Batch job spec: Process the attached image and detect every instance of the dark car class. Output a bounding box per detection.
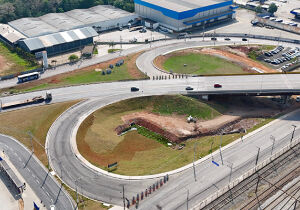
[214,84,222,88]
[185,86,193,91]
[242,38,248,41]
[224,37,231,41]
[211,37,217,41]
[131,87,139,92]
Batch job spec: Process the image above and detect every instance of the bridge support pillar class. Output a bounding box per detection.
[201,95,209,101]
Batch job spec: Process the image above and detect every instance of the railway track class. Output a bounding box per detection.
[200,141,300,210]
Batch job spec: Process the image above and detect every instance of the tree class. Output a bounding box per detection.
[255,5,263,13]
[268,3,278,14]
[68,54,79,62]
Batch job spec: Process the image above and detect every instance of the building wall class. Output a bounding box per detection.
[19,37,94,56]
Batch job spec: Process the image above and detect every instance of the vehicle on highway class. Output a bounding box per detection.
[1,92,52,110]
[129,38,137,43]
[131,87,139,92]
[118,26,123,31]
[242,38,248,41]
[50,205,56,210]
[185,86,193,91]
[214,84,222,88]
[17,72,40,83]
[224,37,231,41]
[211,37,217,41]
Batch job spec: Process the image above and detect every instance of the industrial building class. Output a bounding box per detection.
[134,0,236,31]
[18,27,98,56]
[0,5,138,57]
[8,5,138,38]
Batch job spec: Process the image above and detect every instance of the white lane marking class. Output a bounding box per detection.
[26,168,30,173]
[45,191,50,197]
[281,74,293,89]
[36,179,40,184]
[18,157,22,161]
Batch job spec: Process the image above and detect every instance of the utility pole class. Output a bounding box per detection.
[219,131,224,165]
[291,125,297,143]
[27,131,34,153]
[210,140,214,161]
[186,189,189,210]
[255,147,260,166]
[122,185,125,210]
[193,143,197,181]
[75,178,80,209]
[270,135,275,156]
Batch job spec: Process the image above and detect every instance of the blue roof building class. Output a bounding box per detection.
[134,0,236,31]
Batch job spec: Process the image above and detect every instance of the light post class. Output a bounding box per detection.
[193,143,197,181]
[210,140,214,161]
[27,131,34,153]
[219,131,224,165]
[291,125,297,143]
[75,177,82,209]
[255,147,260,167]
[270,135,275,156]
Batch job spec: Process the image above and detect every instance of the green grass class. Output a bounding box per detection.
[63,64,132,84]
[108,49,120,53]
[132,124,171,146]
[0,43,39,76]
[152,95,224,119]
[163,53,244,75]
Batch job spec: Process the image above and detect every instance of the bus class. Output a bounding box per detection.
[17,72,40,83]
[129,26,143,32]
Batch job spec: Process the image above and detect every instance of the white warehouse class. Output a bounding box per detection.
[8,5,139,38]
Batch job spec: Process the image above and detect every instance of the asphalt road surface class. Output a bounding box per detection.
[1,38,300,210]
[0,36,299,89]
[0,134,75,210]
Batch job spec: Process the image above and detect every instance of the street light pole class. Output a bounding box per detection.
[219,132,224,165]
[27,131,34,153]
[193,143,197,181]
[255,147,260,166]
[270,135,275,156]
[291,125,297,143]
[122,185,125,210]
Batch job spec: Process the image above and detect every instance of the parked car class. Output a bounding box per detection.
[185,86,193,91]
[242,38,247,41]
[139,28,147,33]
[211,37,217,41]
[131,87,139,92]
[224,37,231,41]
[214,84,222,88]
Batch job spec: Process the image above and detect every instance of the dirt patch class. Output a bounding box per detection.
[119,106,279,143]
[154,46,276,74]
[0,54,12,75]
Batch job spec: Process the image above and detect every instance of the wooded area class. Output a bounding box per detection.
[0,0,134,23]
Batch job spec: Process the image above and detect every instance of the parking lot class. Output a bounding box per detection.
[259,45,300,71]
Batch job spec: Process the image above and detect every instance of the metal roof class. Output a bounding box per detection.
[8,5,137,38]
[0,24,26,43]
[140,0,228,12]
[20,27,97,51]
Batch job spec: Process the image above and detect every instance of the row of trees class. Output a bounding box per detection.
[255,3,278,15]
[0,0,134,23]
